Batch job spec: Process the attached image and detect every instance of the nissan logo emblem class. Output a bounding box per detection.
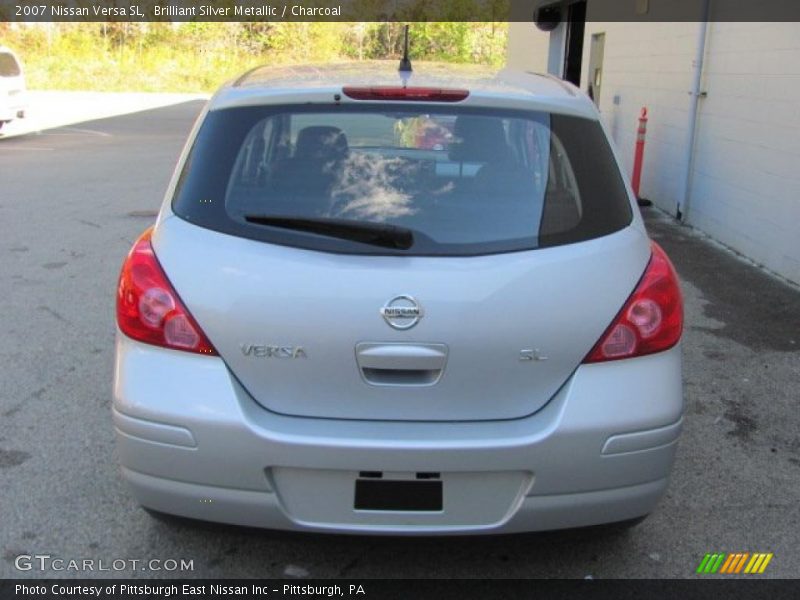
[380,295,423,330]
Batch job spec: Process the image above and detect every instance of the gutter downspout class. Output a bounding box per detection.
[547,22,567,77]
[677,3,711,222]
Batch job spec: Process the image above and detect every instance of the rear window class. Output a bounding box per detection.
[172,105,632,256]
[0,52,21,77]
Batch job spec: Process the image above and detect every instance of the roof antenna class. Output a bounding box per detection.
[398,25,412,86]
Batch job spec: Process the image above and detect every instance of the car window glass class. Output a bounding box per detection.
[174,105,631,256]
[0,53,21,77]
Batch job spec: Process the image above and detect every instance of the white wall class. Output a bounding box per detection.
[579,21,698,217]
[578,21,800,285]
[688,22,800,284]
[507,15,800,284]
[506,21,550,73]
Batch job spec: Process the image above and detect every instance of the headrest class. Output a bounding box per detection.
[294,126,349,161]
[449,116,510,163]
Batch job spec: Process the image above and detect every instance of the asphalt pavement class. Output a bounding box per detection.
[1,100,798,579]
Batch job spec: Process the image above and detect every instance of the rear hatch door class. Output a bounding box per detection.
[154,216,649,421]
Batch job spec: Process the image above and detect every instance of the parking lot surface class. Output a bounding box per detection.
[1,101,798,579]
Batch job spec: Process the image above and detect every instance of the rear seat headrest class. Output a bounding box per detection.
[294,126,349,161]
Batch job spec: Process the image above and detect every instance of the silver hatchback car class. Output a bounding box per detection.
[113,63,683,534]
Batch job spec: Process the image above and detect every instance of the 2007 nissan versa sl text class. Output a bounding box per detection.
[113,58,683,534]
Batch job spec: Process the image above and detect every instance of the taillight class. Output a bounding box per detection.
[584,242,683,363]
[342,86,469,102]
[116,227,217,356]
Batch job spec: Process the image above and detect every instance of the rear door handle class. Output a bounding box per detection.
[355,342,448,386]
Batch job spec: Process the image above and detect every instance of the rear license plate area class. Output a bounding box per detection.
[354,479,443,512]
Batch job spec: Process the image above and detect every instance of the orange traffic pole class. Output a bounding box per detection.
[631,107,648,203]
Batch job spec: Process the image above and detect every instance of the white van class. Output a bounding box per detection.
[0,46,26,130]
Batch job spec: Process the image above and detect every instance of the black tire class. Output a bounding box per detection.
[593,514,649,534]
[142,506,186,526]
[141,506,241,533]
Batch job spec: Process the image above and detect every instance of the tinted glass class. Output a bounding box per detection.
[0,53,21,77]
[173,105,632,256]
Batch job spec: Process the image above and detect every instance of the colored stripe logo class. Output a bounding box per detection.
[696,553,773,574]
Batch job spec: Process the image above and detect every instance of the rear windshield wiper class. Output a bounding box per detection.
[243,215,414,250]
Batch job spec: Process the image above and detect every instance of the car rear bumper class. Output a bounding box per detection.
[113,333,683,534]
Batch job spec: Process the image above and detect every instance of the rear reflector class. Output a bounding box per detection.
[583,241,683,363]
[116,227,217,356]
[342,86,469,102]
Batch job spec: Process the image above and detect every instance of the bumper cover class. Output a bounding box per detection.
[113,334,683,534]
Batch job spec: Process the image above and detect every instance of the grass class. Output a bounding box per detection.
[6,30,274,92]
[2,23,507,93]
